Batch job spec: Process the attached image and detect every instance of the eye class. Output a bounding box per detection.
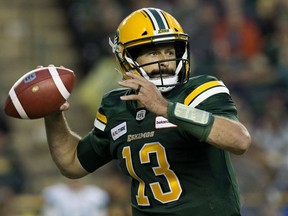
[148,50,158,56]
[167,49,176,56]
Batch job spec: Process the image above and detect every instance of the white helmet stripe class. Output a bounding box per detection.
[143,8,169,30]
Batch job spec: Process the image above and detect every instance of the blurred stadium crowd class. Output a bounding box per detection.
[1,0,288,215]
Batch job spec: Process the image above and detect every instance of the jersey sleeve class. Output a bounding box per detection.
[77,106,113,173]
[197,91,238,120]
[184,75,238,121]
[77,127,112,173]
[77,88,130,172]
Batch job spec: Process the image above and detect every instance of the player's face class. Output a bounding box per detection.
[135,44,177,79]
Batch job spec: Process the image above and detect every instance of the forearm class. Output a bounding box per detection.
[206,116,251,155]
[44,112,88,178]
[167,102,251,155]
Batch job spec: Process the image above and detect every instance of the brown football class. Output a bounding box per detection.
[4,66,76,119]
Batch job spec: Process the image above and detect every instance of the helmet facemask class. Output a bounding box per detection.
[120,40,190,92]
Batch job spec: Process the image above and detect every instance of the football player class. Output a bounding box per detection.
[44,8,251,216]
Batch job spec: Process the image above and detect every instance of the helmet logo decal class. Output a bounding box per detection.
[114,30,120,44]
[158,29,169,34]
[109,30,120,53]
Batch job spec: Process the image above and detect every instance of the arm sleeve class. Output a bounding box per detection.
[167,102,215,142]
[77,127,112,172]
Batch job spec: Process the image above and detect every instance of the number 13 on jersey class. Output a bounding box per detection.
[122,142,182,206]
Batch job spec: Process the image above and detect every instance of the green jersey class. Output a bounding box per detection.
[77,75,241,216]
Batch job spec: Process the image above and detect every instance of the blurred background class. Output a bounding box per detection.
[0,0,288,215]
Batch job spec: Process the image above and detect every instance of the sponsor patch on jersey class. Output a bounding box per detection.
[111,122,127,141]
[155,116,177,129]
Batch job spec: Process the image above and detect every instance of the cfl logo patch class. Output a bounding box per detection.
[136,109,146,121]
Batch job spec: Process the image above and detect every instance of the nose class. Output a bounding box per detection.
[159,53,169,68]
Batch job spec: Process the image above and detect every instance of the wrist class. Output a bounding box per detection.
[167,102,214,141]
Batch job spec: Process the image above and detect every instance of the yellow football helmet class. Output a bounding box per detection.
[109,7,190,92]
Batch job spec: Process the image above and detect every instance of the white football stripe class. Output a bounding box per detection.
[9,88,29,119]
[48,67,70,100]
[189,86,230,108]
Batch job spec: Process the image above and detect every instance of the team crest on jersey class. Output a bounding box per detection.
[155,116,177,129]
[136,109,146,121]
[111,122,127,141]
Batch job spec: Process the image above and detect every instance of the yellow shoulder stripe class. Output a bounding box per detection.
[184,80,224,105]
[96,111,107,124]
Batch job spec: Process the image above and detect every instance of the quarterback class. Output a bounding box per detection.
[44,8,251,216]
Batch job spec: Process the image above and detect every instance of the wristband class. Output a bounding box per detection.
[167,102,214,142]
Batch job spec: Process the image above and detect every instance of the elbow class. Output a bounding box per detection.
[233,130,252,155]
[56,161,88,179]
[60,170,82,179]
[59,169,87,179]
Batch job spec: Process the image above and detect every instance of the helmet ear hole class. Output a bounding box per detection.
[116,53,133,74]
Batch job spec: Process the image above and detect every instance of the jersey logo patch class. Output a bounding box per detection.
[155,116,177,129]
[111,122,127,141]
[136,109,146,121]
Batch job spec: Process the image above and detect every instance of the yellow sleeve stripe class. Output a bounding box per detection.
[189,86,230,108]
[184,80,226,106]
[96,111,107,124]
